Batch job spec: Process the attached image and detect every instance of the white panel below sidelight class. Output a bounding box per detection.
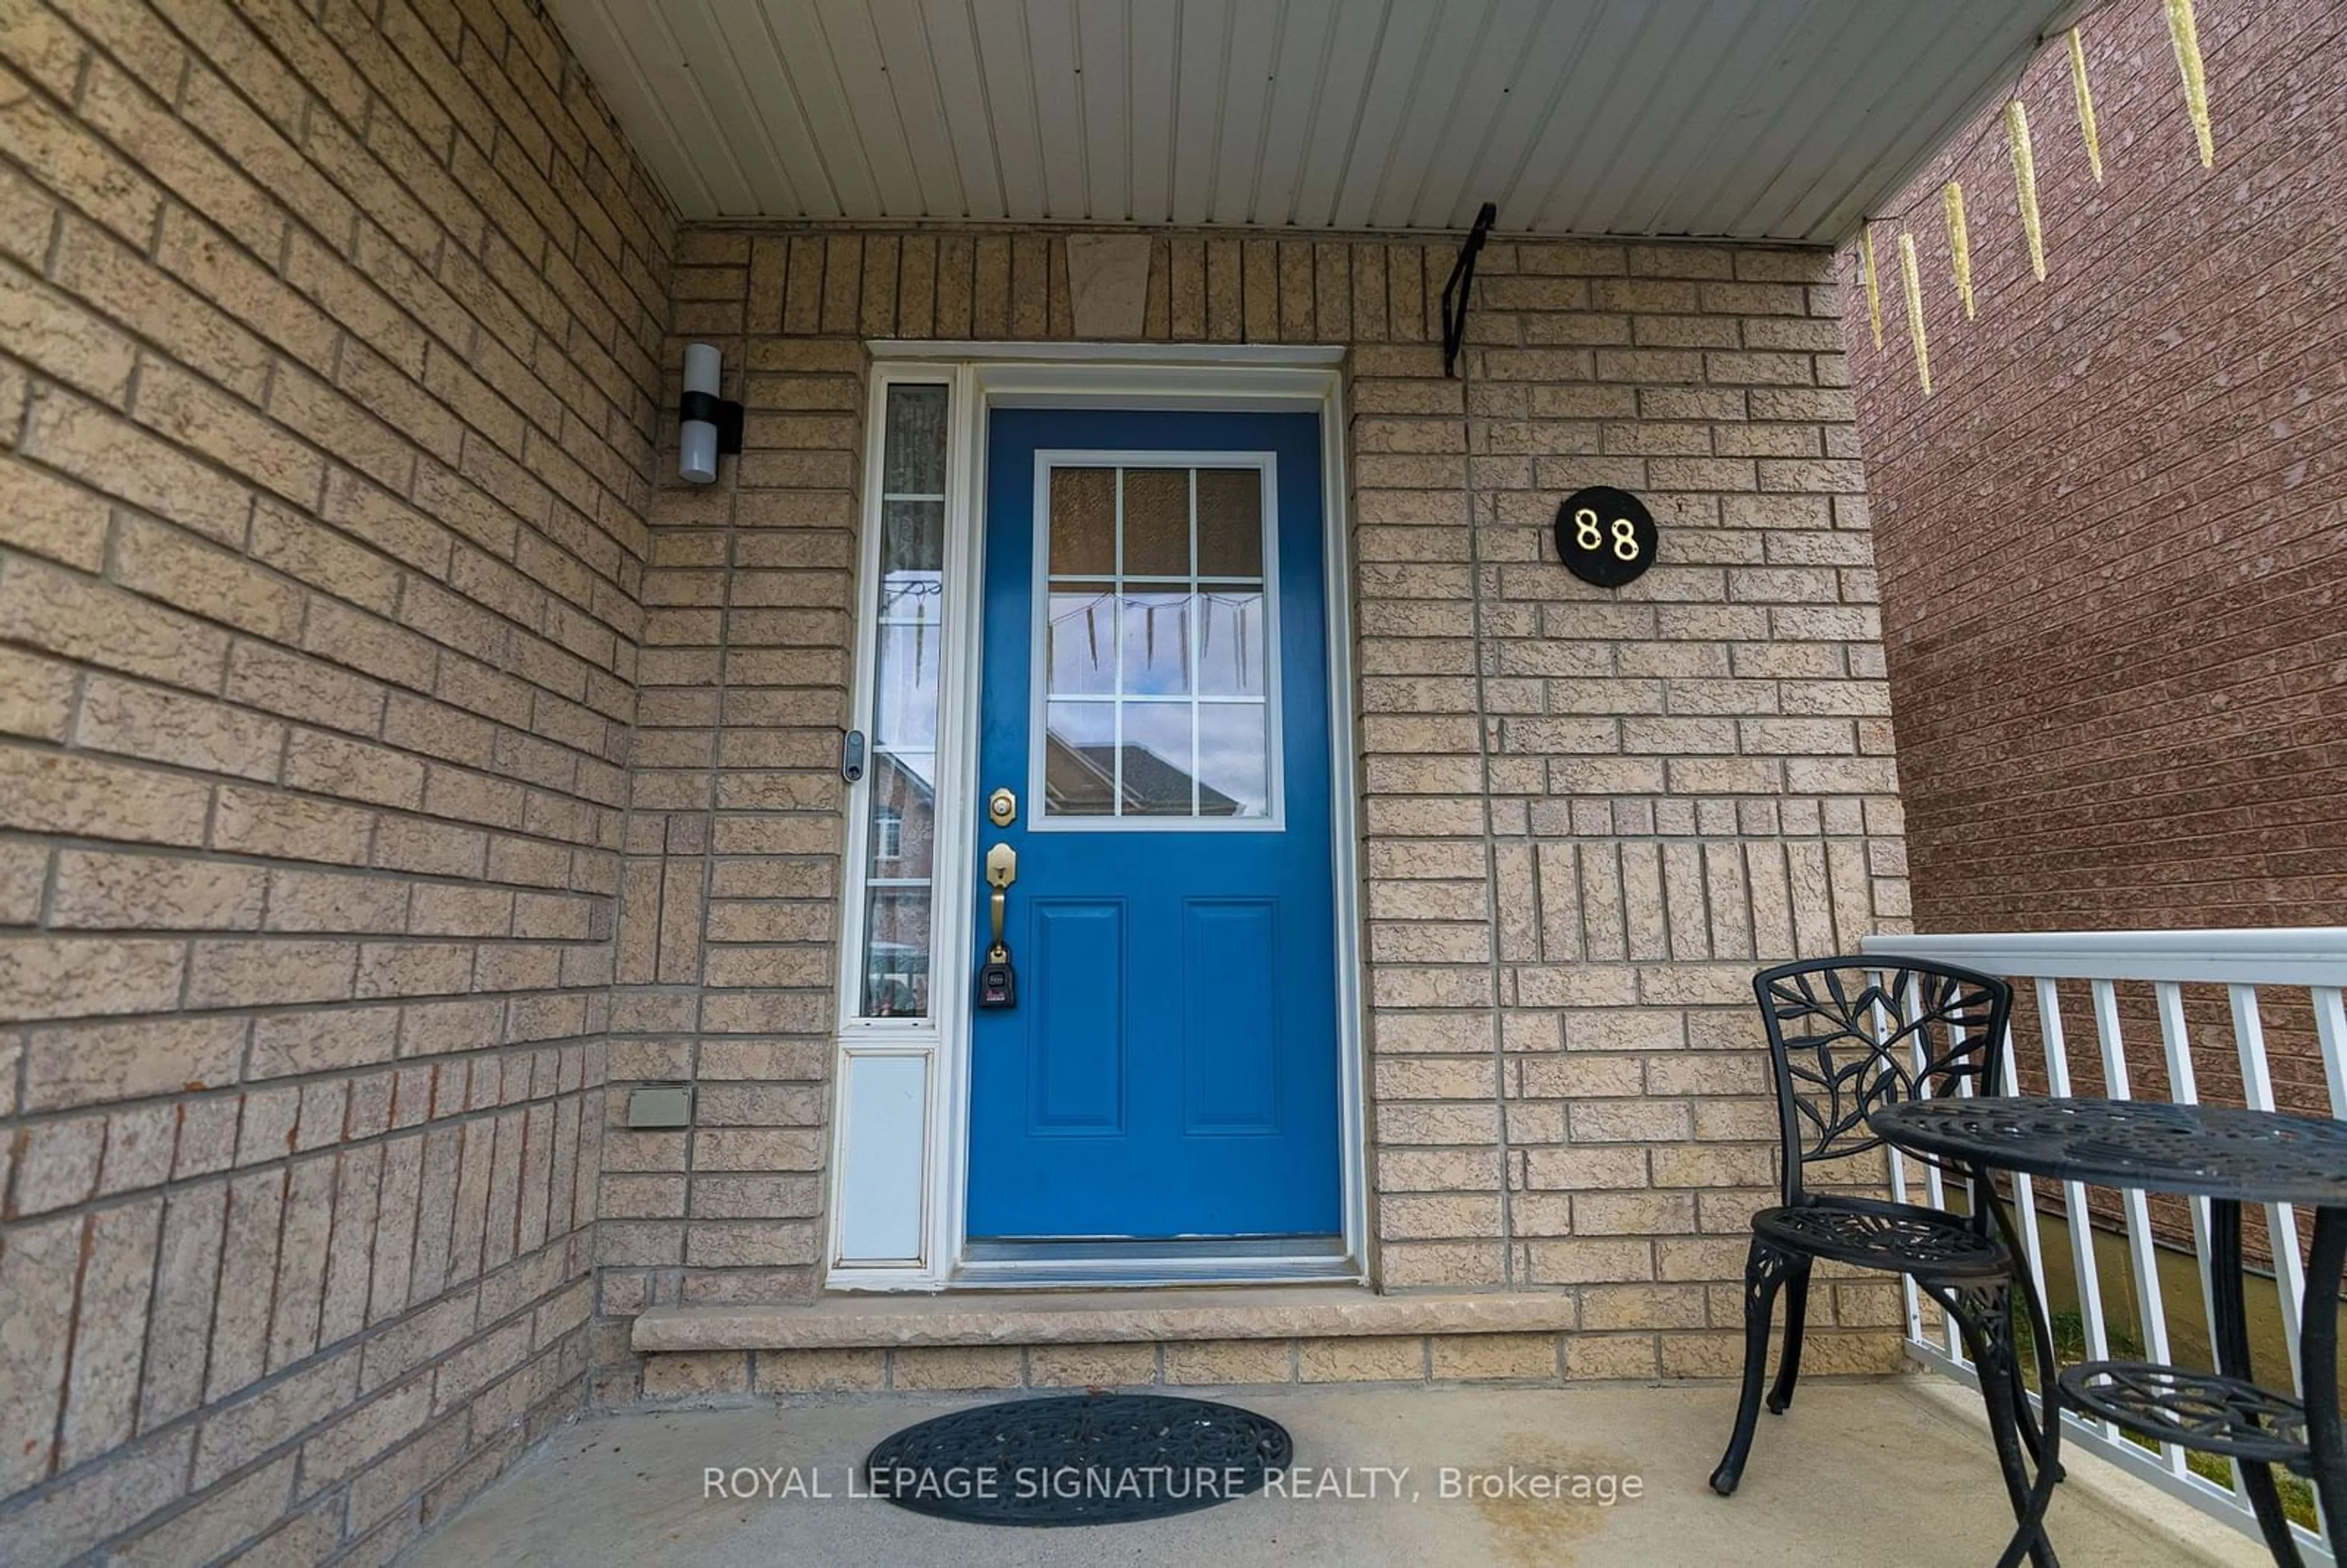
[836,1051,929,1266]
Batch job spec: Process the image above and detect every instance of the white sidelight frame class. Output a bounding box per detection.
[825,345,1366,1291]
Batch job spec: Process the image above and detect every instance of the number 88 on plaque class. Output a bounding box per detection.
[1553,486,1658,589]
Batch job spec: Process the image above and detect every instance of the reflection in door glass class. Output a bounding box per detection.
[858,384,949,1016]
[1118,702,1195,816]
[1195,590,1263,696]
[1039,463,1274,822]
[1120,592,1191,695]
[1196,703,1268,818]
[1045,585,1117,695]
[1041,702,1117,816]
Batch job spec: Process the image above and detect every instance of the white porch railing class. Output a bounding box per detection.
[1859,928,2347,1565]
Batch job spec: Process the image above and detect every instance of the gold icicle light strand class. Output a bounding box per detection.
[1861,225,1884,348]
[2167,0,2216,167]
[1944,182,1974,320]
[2068,28,2104,182]
[1898,232,1930,395]
[2007,100,2047,282]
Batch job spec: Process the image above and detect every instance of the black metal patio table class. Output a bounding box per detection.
[1870,1096,2347,1568]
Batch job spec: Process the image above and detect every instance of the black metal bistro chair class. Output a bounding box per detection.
[1708,957,2062,1562]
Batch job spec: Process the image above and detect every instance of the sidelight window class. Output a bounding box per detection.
[856,383,949,1017]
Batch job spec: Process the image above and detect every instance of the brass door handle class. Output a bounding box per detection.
[985,843,1016,962]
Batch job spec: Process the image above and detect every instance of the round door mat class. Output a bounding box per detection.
[862,1392,1292,1526]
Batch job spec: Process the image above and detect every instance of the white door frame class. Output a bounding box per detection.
[824,343,1367,1291]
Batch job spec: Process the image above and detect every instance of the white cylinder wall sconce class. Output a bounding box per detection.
[678,342,742,483]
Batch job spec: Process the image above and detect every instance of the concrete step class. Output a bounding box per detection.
[631,1286,1582,1354]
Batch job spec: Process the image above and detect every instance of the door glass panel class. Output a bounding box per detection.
[1045,584,1116,695]
[1120,702,1196,816]
[1194,589,1264,697]
[1048,468,1114,576]
[1196,704,1269,819]
[856,383,951,1017]
[1120,592,1190,695]
[1043,701,1117,816]
[1120,467,1189,576]
[1038,460,1276,824]
[1195,467,1263,576]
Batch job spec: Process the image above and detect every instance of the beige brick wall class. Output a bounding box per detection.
[0,1,670,1563]
[595,227,1912,1396]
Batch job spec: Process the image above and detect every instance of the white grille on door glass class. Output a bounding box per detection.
[1040,463,1274,824]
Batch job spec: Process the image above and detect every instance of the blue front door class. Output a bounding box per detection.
[966,408,1342,1241]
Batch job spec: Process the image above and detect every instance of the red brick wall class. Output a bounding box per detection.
[1848,0,2347,1182]
[1848,0,2347,944]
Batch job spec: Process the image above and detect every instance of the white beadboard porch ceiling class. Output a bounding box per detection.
[548,0,2085,244]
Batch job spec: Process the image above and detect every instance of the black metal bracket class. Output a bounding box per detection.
[680,389,743,456]
[1441,202,1497,378]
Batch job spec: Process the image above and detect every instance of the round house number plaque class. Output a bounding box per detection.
[1554,486,1657,588]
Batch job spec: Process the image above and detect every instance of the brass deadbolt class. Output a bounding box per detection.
[988,787,1017,827]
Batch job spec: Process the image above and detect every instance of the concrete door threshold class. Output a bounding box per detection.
[631,1285,1581,1354]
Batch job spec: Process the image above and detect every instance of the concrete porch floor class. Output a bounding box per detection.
[402,1377,2264,1567]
